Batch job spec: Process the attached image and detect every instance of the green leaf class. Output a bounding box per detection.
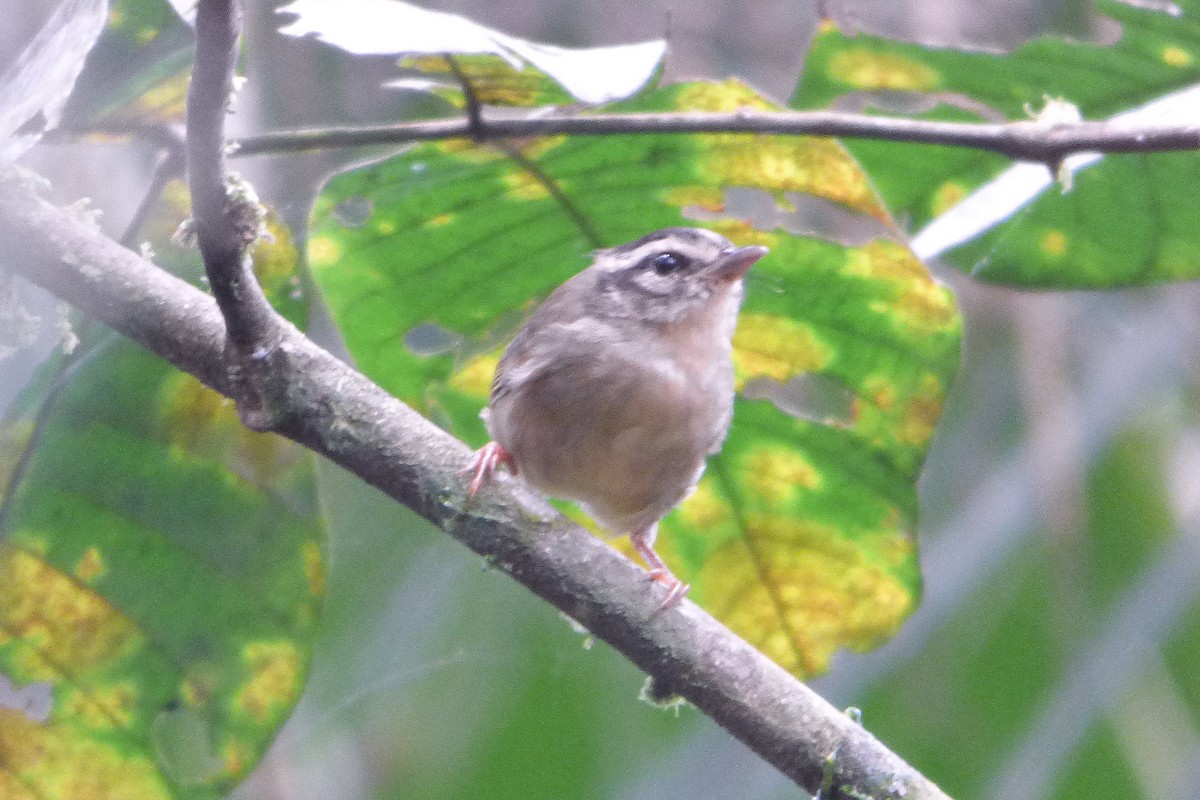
[791,0,1200,288]
[391,54,592,109]
[60,0,195,129]
[0,339,324,799]
[0,202,319,799]
[308,79,961,677]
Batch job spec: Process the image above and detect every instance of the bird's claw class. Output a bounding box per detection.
[460,441,516,499]
[646,567,690,612]
[652,576,691,613]
[632,528,690,612]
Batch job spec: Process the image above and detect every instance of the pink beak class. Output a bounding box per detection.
[714,245,768,281]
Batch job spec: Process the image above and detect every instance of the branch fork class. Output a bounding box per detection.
[186,0,285,430]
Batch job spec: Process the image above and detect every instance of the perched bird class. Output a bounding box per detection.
[465,227,768,608]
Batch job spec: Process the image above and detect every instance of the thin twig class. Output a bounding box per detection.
[440,56,605,247]
[228,109,1200,165]
[0,170,954,800]
[496,141,606,248]
[443,54,484,140]
[120,128,185,249]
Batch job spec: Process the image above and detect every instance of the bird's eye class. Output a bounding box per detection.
[651,251,688,275]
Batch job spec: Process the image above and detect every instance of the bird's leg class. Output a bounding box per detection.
[630,523,690,610]
[461,441,517,499]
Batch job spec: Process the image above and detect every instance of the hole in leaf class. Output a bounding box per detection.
[332,196,373,228]
[404,322,463,357]
[0,674,52,723]
[463,308,530,358]
[688,187,894,248]
[14,110,48,137]
[743,374,856,427]
[774,191,894,247]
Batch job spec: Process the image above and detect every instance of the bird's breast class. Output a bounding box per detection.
[490,316,737,532]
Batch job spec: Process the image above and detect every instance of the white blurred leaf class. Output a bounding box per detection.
[0,0,109,162]
[276,0,665,105]
[166,0,197,26]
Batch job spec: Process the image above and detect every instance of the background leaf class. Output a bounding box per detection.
[0,196,319,800]
[307,79,961,677]
[277,0,665,105]
[59,0,195,130]
[0,0,109,160]
[388,54,592,109]
[791,0,1200,287]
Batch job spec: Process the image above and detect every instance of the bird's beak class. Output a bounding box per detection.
[713,245,769,281]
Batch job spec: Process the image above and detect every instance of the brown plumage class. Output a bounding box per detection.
[465,227,767,608]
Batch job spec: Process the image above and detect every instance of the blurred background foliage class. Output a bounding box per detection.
[2,1,1200,800]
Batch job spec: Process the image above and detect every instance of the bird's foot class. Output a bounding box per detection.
[460,441,516,499]
[632,529,690,612]
[648,570,691,612]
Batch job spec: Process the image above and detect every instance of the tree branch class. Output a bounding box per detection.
[0,170,952,800]
[187,0,284,429]
[188,0,266,349]
[228,108,1200,164]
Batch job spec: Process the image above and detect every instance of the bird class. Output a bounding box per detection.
[464,227,768,608]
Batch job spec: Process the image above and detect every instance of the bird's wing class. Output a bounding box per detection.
[489,272,600,404]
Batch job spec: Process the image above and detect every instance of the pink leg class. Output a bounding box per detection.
[461,441,517,499]
[630,524,690,611]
